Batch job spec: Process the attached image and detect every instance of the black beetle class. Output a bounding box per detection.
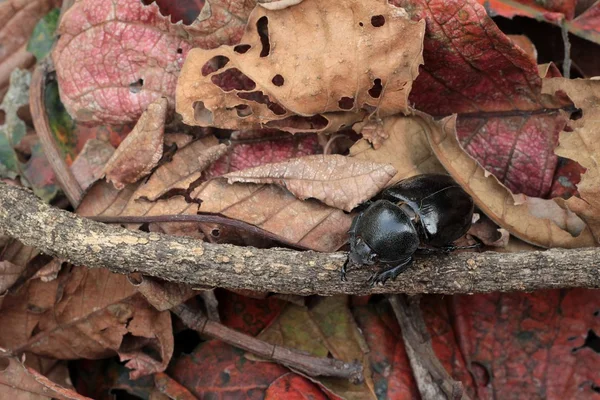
[342,173,475,285]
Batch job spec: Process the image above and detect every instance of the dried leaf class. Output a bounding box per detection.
[543,78,600,241]
[350,115,446,185]
[0,267,173,379]
[224,154,397,211]
[0,260,23,294]
[103,98,167,189]
[257,296,376,399]
[421,112,596,248]
[0,357,90,400]
[70,139,115,191]
[177,0,425,133]
[507,34,537,60]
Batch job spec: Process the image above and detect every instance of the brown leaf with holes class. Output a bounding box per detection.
[350,115,446,185]
[0,357,91,400]
[103,98,167,189]
[223,154,396,211]
[177,0,425,133]
[421,113,596,248]
[0,267,173,379]
[543,78,600,242]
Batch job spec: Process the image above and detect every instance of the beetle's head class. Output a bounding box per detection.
[348,235,378,266]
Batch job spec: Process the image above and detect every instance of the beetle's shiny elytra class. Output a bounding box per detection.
[342,174,475,285]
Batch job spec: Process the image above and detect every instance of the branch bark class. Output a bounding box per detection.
[0,183,599,295]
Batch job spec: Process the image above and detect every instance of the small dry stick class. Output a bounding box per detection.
[388,295,469,400]
[172,302,364,382]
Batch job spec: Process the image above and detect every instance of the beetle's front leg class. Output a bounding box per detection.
[367,257,412,286]
[341,257,350,281]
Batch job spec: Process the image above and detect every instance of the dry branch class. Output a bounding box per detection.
[0,182,599,295]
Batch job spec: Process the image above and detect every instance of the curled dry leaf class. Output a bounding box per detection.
[79,134,350,251]
[0,357,91,400]
[542,78,600,242]
[103,97,168,190]
[0,267,174,379]
[258,0,304,10]
[350,115,446,185]
[223,154,397,211]
[421,113,596,248]
[177,0,425,133]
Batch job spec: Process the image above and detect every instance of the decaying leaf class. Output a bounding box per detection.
[103,97,167,189]
[421,113,596,248]
[177,0,425,133]
[350,115,446,185]
[0,267,173,379]
[543,78,600,241]
[257,296,376,399]
[0,69,57,201]
[224,154,397,211]
[0,260,23,294]
[0,356,90,400]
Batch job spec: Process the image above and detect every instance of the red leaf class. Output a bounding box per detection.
[449,289,600,398]
[218,290,286,336]
[393,0,572,197]
[265,373,329,399]
[168,340,290,398]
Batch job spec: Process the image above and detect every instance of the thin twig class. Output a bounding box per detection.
[172,302,364,382]
[30,58,83,207]
[388,295,469,400]
[1,182,600,295]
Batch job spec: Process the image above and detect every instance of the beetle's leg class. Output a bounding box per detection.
[417,242,481,255]
[367,258,412,286]
[341,257,350,281]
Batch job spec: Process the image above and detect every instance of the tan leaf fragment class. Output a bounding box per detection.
[350,115,446,185]
[421,113,596,248]
[543,78,600,242]
[177,0,425,133]
[223,154,396,211]
[0,357,91,400]
[104,98,168,189]
[258,0,304,10]
[70,139,115,191]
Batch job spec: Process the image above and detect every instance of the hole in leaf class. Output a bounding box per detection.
[193,101,214,124]
[572,330,600,353]
[235,104,252,117]
[594,310,599,317]
[359,22,364,27]
[129,78,144,94]
[338,96,354,110]
[257,16,270,57]
[201,55,230,76]
[371,15,385,27]
[211,228,220,237]
[470,361,490,386]
[570,108,583,120]
[266,114,328,131]
[211,68,256,92]
[234,44,251,54]
[237,91,286,115]
[592,384,600,394]
[177,48,183,54]
[272,74,285,86]
[369,78,383,98]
